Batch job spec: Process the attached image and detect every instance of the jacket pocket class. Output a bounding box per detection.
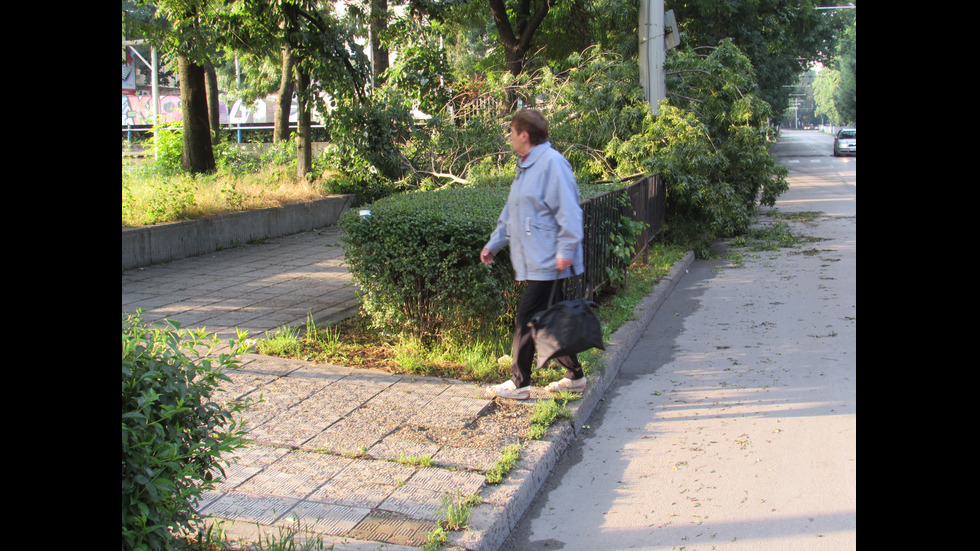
[524,218,558,272]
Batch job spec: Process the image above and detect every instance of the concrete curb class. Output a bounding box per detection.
[451,251,696,551]
[121,195,355,271]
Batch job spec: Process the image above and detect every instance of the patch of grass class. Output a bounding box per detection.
[528,397,572,439]
[122,152,334,228]
[254,242,688,385]
[396,452,434,467]
[486,443,523,484]
[423,492,481,550]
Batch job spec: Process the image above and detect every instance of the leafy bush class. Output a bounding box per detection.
[259,139,297,167]
[652,40,789,242]
[319,91,416,205]
[121,313,254,551]
[146,122,185,176]
[122,175,199,227]
[340,187,519,342]
[214,139,261,177]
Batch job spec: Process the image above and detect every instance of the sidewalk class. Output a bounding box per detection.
[121,225,693,550]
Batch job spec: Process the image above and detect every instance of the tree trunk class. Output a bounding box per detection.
[204,62,221,146]
[295,66,312,178]
[487,0,552,111]
[370,0,389,86]
[274,46,295,143]
[178,54,216,174]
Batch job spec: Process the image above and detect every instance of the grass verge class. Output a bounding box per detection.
[253,242,688,386]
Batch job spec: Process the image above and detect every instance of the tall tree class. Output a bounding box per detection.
[219,1,370,175]
[834,17,855,124]
[666,0,847,116]
[371,0,390,84]
[179,55,216,172]
[205,61,221,145]
[273,46,296,143]
[487,0,550,77]
[486,0,552,109]
[123,0,219,174]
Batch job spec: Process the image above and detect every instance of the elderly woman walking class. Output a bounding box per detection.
[480,109,587,400]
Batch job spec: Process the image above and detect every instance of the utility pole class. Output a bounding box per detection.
[639,0,679,115]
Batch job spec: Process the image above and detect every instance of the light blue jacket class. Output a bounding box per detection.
[484,142,585,281]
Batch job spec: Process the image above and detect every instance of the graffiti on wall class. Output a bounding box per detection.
[122,94,299,127]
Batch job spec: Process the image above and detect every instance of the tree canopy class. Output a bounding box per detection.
[123,0,853,244]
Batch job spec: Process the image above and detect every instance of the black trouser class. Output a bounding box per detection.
[510,279,584,388]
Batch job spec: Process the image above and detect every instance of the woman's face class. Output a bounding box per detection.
[509,124,531,156]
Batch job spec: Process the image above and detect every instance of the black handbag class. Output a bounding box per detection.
[528,276,605,369]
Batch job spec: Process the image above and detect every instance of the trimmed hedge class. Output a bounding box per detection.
[340,187,519,341]
[340,185,611,342]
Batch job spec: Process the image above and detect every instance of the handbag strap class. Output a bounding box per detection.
[548,263,579,307]
[548,278,559,308]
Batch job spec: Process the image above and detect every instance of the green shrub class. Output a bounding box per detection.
[340,183,631,342]
[147,122,185,176]
[320,92,416,205]
[214,139,261,177]
[340,187,519,342]
[121,313,254,551]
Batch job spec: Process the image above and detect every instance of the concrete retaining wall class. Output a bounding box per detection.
[122,194,355,271]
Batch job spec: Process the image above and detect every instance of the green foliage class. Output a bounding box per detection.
[214,139,262,177]
[339,187,518,342]
[121,312,254,551]
[605,206,649,287]
[148,122,185,176]
[648,41,788,244]
[381,18,453,116]
[544,47,652,181]
[528,397,571,439]
[486,443,523,484]
[260,140,298,167]
[122,175,198,227]
[407,112,511,189]
[319,91,415,204]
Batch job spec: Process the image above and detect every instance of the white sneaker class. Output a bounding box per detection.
[485,380,530,400]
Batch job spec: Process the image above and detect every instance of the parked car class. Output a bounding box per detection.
[834,128,856,156]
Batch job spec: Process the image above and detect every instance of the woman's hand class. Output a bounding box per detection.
[556,257,573,271]
[480,248,494,265]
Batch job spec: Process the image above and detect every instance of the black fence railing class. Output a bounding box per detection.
[563,174,665,300]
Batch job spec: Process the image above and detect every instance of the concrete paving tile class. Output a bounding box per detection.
[406,466,486,496]
[367,437,442,463]
[408,395,491,429]
[235,467,326,499]
[279,501,371,535]
[432,446,502,473]
[256,376,324,401]
[197,492,301,525]
[288,364,351,381]
[379,485,445,521]
[246,421,324,448]
[347,510,438,548]
[238,401,294,428]
[302,432,377,457]
[269,449,354,480]
[212,462,262,491]
[307,477,399,510]
[238,355,307,376]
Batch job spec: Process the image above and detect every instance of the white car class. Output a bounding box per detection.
[834,128,856,156]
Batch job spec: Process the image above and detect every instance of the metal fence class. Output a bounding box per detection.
[564,173,666,300]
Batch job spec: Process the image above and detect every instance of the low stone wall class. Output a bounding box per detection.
[122,194,355,271]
